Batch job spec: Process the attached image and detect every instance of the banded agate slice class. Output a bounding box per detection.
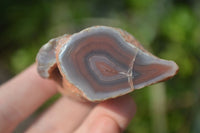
[36,26,178,102]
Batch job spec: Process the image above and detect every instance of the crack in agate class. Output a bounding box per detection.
[119,48,139,91]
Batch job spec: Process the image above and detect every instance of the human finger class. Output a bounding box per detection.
[26,96,95,133]
[0,64,57,133]
[75,95,136,133]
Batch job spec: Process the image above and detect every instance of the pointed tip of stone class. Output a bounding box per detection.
[132,51,179,90]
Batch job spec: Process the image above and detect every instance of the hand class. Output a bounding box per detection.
[0,64,136,133]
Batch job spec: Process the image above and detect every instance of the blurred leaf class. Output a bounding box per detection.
[127,0,156,9]
[161,6,196,43]
[10,49,33,73]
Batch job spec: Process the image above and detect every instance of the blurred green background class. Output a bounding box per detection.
[0,0,200,132]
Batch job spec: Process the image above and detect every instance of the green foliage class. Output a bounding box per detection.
[127,0,156,9]
[161,6,196,43]
[10,49,33,73]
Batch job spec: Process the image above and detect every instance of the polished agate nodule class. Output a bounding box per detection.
[36,26,178,102]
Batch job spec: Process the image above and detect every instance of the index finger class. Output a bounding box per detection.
[0,64,57,133]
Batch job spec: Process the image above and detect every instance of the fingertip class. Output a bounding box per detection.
[100,95,137,130]
[89,115,121,133]
[75,95,136,133]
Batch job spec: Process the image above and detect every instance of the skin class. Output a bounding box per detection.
[0,64,136,133]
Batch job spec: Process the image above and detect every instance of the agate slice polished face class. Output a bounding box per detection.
[36,26,179,102]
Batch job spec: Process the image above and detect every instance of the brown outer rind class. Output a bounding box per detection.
[114,28,153,55]
[36,34,69,79]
